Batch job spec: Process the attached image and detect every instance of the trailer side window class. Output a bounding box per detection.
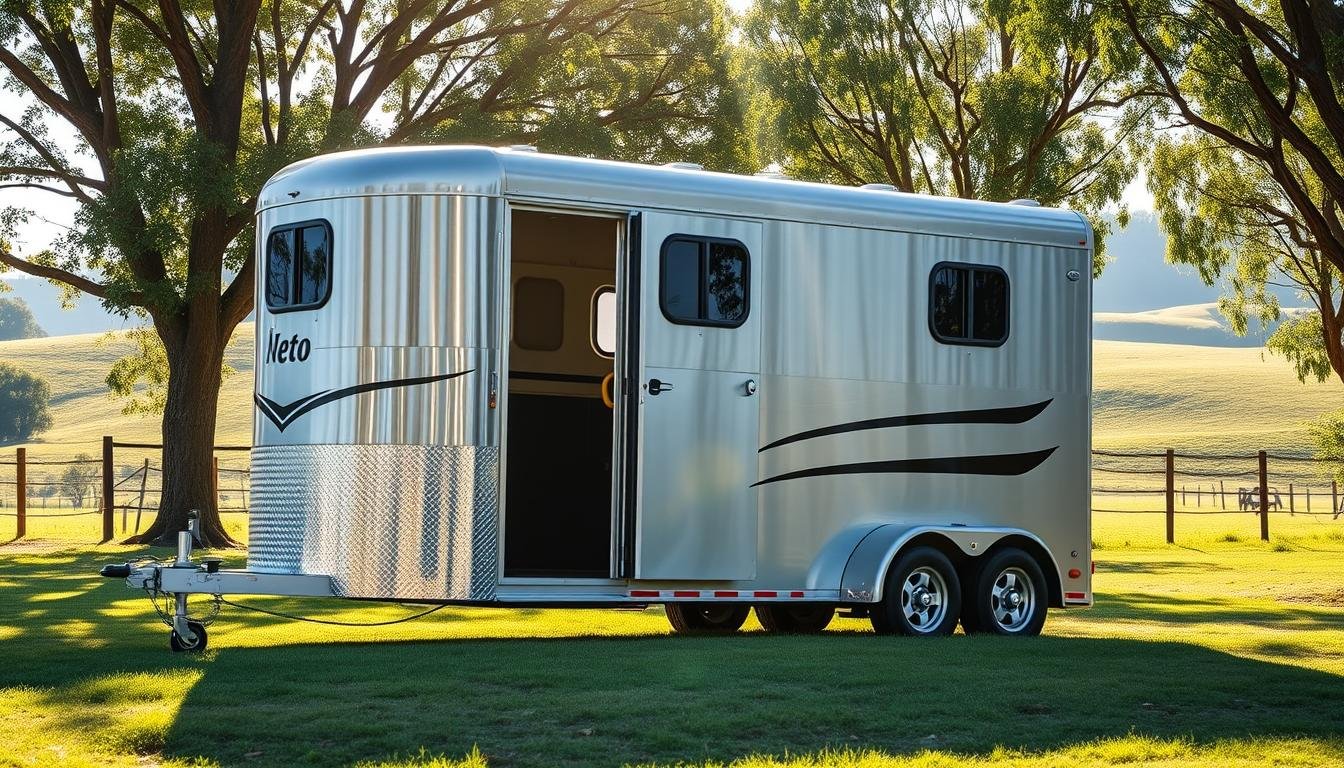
[514,277,565,351]
[265,220,332,313]
[659,236,749,328]
[929,263,1009,346]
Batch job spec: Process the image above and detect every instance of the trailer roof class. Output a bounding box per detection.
[259,145,1092,250]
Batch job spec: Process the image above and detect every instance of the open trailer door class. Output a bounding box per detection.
[629,211,763,580]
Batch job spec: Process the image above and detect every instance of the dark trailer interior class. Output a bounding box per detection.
[503,209,620,578]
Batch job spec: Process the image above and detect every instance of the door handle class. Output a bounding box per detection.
[648,378,673,395]
[744,378,758,396]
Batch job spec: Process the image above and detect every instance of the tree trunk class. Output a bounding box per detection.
[125,317,237,548]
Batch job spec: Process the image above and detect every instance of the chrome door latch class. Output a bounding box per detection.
[648,378,673,395]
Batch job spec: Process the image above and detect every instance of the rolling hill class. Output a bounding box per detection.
[0,329,1340,457]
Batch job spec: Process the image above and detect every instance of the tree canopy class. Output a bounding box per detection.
[0,361,52,443]
[0,295,45,340]
[1119,0,1344,383]
[743,0,1155,274]
[0,0,747,546]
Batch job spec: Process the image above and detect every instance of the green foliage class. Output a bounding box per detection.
[743,0,1153,274]
[103,326,233,416]
[59,453,98,507]
[1131,0,1344,384]
[0,295,44,340]
[0,360,51,442]
[1308,409,1344,485]
[1265,310,1335,384]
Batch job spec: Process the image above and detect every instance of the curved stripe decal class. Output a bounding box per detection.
[751,447,1057,487]
[255,369,474,432]
[759,399,1052,453]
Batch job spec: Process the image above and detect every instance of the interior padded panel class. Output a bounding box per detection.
[504,393,613,577]
[511,210,617,269]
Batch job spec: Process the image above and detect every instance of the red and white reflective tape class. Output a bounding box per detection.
[629,588,819,600]
[1063,591,1089,603]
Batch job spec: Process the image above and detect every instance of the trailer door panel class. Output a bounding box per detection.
[634,213,762,580]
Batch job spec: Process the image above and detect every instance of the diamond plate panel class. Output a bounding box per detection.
[249,444,500,601]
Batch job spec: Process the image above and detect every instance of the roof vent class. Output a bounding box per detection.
[1009,198,1041,206]
[860,183,897,191]
[754,170,789,180]
[507,144,538,153]
[663,161,704,171]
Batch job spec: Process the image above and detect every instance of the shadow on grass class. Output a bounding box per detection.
[154,634,1344,767]
[1093,591,1344,629]
[5,547,1344,767]
[1094,559,1235,575]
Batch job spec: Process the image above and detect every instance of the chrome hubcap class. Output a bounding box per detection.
[991,567,1035,632]
[901,566,948,631]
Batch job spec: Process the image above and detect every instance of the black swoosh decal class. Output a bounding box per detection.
[759,399,1052,453]
[752,447,1057,487]
[255,370,474,432]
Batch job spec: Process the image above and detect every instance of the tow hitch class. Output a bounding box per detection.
[101,511,217,653]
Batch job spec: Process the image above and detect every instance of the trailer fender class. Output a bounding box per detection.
[804,523,887,592]
[837,524,1061,604]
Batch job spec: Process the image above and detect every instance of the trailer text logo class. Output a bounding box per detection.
[265,331,312,364]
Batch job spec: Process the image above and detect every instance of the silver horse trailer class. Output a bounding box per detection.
[107,145,1093,651]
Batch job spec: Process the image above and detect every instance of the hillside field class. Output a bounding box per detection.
[0,330,1340,455]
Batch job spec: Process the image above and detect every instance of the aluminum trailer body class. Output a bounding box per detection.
[115,145,1092,648]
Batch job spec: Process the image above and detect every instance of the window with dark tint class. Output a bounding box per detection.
[929,263,1009,345]
[514,277,565,351]
[659,236,749,327]
[266,221,331,312]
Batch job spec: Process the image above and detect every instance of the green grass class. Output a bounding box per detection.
[1,530,1342,768]
[0,324,255,450]
[1091,341,1342,453]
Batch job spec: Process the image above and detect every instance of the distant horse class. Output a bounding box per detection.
[1238,487,1282,511]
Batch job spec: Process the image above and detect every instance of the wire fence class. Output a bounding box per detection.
[0,436,251,541]
[2,439,1342,544]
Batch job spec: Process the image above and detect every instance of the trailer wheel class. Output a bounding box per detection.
[169,621,208,653]
[665,603,750,634]
[870,546,961,637]
[755,604,834,634]
[965,548,1048,636]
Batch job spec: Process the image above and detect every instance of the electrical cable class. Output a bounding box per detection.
[218,597,447,626]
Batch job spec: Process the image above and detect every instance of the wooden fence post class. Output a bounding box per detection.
[1289,483,1295,516]
[1197,486,1202,507]
[15,447,25,540]
[1334,480,1339,519]
[212,455,220,508]
[1165,449,1175,544]
[1258,451,1270,542]
[1307,486,1312,513]
[102,435,114,542]
[1220,480,1226,510]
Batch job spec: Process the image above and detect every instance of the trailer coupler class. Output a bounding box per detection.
[101,511,335,653]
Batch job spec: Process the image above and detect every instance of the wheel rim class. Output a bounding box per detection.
[990,566,1036,632]
[900,566,948,632]
[698,605,737,625]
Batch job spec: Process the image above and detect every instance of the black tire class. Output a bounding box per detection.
[170,621,208,653]
[965,548,1048,636]
[665,603,750,634]
[870,546,961,637]
[756,604,834,633]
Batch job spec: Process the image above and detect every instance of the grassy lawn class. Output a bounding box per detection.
[1,335,1342,766]
[2,525,1342,768]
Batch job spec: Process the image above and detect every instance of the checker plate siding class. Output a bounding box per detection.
[248,444,499,601]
